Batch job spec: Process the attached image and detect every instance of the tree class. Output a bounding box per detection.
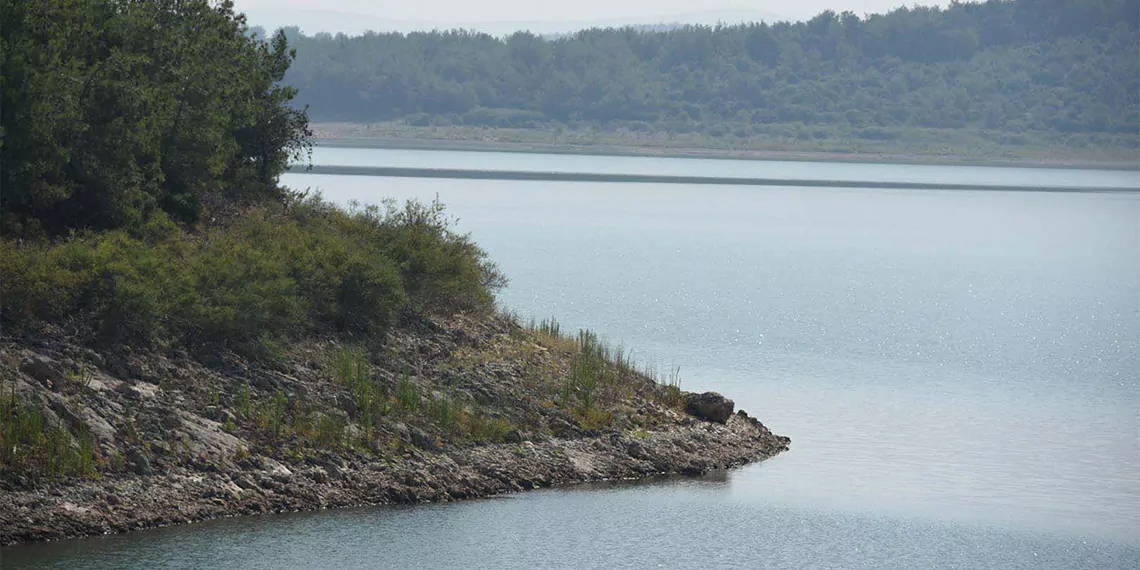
[0,0,312,238]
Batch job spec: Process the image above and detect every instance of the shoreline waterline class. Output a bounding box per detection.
[311,135,1140,171]
[287,164,1139,193]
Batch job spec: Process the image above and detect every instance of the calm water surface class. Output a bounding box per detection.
[6,150,1138,569]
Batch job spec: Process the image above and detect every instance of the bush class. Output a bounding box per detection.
[361,197,506,314]
[0,196,505,357]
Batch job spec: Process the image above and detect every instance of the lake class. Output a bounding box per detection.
[5,149,1138,569]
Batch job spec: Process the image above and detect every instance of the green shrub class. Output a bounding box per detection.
[367,197,506,314]
[464,411,513,442]
[0,196,504,359]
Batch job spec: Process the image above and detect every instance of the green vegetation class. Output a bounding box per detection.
[0,0,510,477]
[282,0,1138,153]
[0,0,505,354]
[0,1,727,497]
[524,318,685,421]
[325,345,513,447]
[0,0,310,239]
[0,384,100,481]
[0,197,504,356]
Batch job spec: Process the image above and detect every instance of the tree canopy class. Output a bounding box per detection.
[1,1,506,355]
[0,0,312,238]
[282,0,1138,144]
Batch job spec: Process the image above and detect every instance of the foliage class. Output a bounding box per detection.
[335,345,393,429]
[462,411,513,443]
[396,368,420,413]
[0,0,312,239]
[0,386,99,480]
[0,197,505,355]
[282,0,1139,146]
[523,317,686,421]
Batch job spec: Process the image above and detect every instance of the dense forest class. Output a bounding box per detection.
[283,0,1139,146]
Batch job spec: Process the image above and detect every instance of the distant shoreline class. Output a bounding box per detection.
[288,164,1138,193]
[310,128,1140,172]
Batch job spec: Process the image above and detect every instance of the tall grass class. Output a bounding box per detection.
[335,346,392,429]
[463,411,513,442]
[529,317,563,339]
[661,366,684,409]
[313,413,347,449]
[524,318,685,414]
[427,394,458,433]
[393,366,419,414]
[0,383,99,480]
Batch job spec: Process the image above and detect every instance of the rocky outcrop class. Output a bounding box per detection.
[684,392,735,424]
[0,315,789,546]
[0,414,789,545]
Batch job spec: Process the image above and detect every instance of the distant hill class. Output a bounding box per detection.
[281,0,1139,152]
[240,7,791,37]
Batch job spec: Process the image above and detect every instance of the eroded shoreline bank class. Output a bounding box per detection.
[1,413,786,546]
[0,314,788,546]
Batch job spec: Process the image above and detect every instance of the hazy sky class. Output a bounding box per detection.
[233,0,945,24]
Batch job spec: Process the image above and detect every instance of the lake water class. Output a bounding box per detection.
[5,150,1139,569]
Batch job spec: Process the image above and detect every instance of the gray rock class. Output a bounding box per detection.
[684,392,735,424]
[127,449,153,476]
[626,440,648,460]
[338,393,357,417]
[308,467,329,484]
[233,475,257,490]
[82,349,106,369]
[410,428,439,451]
[20,355,66,390]
[251,372,279,390]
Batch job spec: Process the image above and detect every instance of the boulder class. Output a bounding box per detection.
[683,392,735,424]
[626,440,648,460]
[127,449,153,476]
[410,428,439,451]
[20,355,66,390]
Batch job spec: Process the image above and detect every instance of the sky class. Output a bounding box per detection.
[233,0,947,26]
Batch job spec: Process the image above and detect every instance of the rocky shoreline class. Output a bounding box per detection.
[1,411,786,546]
[0,314,789,547]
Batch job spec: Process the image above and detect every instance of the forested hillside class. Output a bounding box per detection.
[283,0,1139,147]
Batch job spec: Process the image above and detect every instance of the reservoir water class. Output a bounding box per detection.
[5,150,1139,569]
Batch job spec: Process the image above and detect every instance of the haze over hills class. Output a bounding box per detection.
[240,7,792,36]
[281,0,1139,158]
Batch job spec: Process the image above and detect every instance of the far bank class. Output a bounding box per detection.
[311,123,1140,171]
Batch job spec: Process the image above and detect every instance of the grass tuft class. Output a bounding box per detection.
[0,383,100,480]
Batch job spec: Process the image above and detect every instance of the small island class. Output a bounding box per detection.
[0,0,787,546]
